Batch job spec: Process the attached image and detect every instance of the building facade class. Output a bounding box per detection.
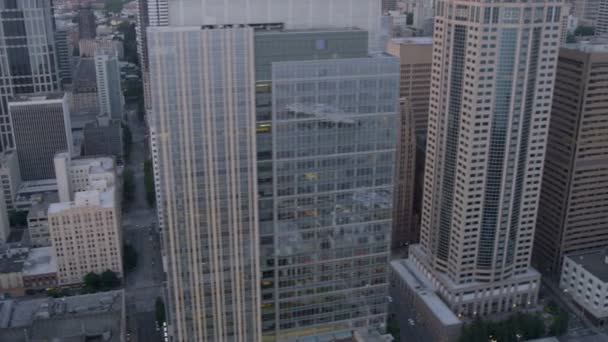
[9,93,72,181]
[148,26,261,341]
[0,0,60,151]
[77,7,96,39]
[0,150,21,210]
[95,49,124,120]
[54,29,73,87]
[386,37,433,247]
[560,249,608,325]
[534,43,608,275]
[406,0,564,317]
[48,178,121,285]
[83,115,123,160]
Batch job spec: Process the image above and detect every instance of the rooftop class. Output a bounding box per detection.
[27,192,59,219]
[48,186,115,214]
[563,41,608,53]
[0,250,28,274]
[8,93,66,107]
[22,247,57,277]
[566,248,608,283]
[0,290,124,342]
[390,37,433,45]
[70,156,115,174]
[390,259,461,326]
[73,58,98,90]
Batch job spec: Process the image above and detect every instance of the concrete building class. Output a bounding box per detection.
[27,193,58,247]
[382,0,398,12]
[79,39,124,59]
[0,290,125,342]
[54,29,73,87]
[0,247,58,297]
[95,49,124,120]
[0,151,21,211]
[386,37,433,246]
[53,153,116,203]
[534,43,608,276]
[9,93,72,181]
[83,115,123,160]
[599,0,608,37]
[404,0,563,317]
[560,249,608,325]
[390,259,462,342]
[77,7,96,39]
[572,0,600,26]
[0,0,60,151]
[48,178,121,286]
[49,154,119,285]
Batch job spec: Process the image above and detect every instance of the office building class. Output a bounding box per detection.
[572,0,600,25]
[404,0,564,317]
[0,290,125,342]
[9,93,72,181]
[0,0,60,151]
[382,0,398,12]
[54,29,73,87]
[27,193,58,247]
[48,156,121,285]
[83,115,123,160]
[148,26,261,341]
[386,38,433,246]
[560,249,608,325]
[95,49,124,120]
[70,58,99,127]
[0,150,21,211]
[0,192,9,242]
[77,7,96,39]
[79,39,124,59]
[597,0,608,36]
[534,43,608,275]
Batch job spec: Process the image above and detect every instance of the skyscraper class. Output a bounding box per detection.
[54,28,73,87]
[0,0,60,150]
[148,26,261,341]
[95,49,123,120]
[9,93,72,181]
[534,43,608,275]
[77,7,96,39]
[405,0,564,317]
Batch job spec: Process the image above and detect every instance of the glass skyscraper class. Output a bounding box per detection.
[0,0,60,150]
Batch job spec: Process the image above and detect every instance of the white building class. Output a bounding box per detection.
[560,249,608,325]
[48,156,121,285]
[94,49,124,120]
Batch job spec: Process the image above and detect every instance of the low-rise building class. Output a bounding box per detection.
[390,259,462,342]
[26,193,58,247]
[54,152,115,202]
[560,249,608,325]
[0,290,125,342]
[0,247,57,297]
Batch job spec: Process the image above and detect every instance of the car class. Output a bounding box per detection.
[408,318,415,326]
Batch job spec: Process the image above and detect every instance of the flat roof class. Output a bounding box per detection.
[390,37,433,45]
[566,248,608,283]
[8,93,65,106]
[48,186,115,214]
[390,259,461,326]
[0,251,27,274]
[22,247,57,277]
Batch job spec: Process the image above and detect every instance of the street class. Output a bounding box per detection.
[123,104,165,342]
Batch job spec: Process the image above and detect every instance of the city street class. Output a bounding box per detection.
[123,105,165,342]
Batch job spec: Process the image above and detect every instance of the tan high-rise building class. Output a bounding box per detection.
[534,43,608,276]
[48,157,121,285]
[386,38,433,247]
[403,0,564,317]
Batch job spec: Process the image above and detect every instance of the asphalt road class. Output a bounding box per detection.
[122,104,166,342]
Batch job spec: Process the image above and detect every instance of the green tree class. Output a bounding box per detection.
[9,210,28,227]
[122,168,135,204]
[105,0,124,13]
[155,297,166,324]
[84,272,102,291]
[386,315,401,342]
[574,26,595,36]
[123,243,138,272]
[144,159,156,207]
[101,270,120,289]
[550,310,570,336]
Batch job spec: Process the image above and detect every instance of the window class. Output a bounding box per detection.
[315,39,326,50]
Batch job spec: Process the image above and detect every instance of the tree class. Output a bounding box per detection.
[123,243,138,272]
[123,168,135,204]
[105,0,124,13]
[406,12,414,25]
[155,297,166,324]
[9,210,28,227]
[574,26,595,36]
[550,309,570,336]
[84,272,102,291]
[144,159,156,207]
[101,270,120,289]
[386,315,401,342]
